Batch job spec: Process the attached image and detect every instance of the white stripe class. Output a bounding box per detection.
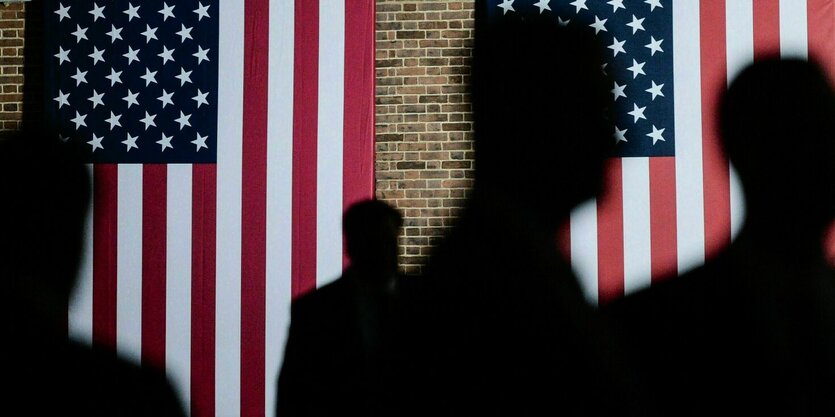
[68,164,95,344]
[116,165,143,363]
[621,158,652,294]
[217,0,245,414]
[726,0,753,240]
[673,0,707,275]
[166,164,192,416]
[266,0,295,414]
[316,0,346,288]
[570,200,599,305]
[726,1,754,82]
[780,0,809,59]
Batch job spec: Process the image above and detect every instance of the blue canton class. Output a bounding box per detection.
[44,0,218,163]
[486,0,675,157]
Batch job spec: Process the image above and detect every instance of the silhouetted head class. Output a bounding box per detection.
[720,58,835,235]
[0,131,90,318]
[343,199,402,283]
[472,18,613,225]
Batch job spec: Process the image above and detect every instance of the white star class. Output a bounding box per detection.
[607,0,625,12]
[88,46,105,65]
[589,16,608,34]
[614,126,628,143]
[175,67,192,86]
[123,46,140,65]
[59,134,70,143]
[158,46,176,65]
[70,68,88,86]
[89,3,105,21]
[646,81,665,100]
[105,68,122,86]
[54,90,70,108]
[627,59,646,79]
[194,2,211,20]
[55,3,71,21]
[569,0,588,13]
[497,0,514,14]
[70,111,87,129]
[608,37,626,56]
[140,68,158,86]
[177,24,193,42]
[157,89,175,108]
[645,0,663,12]
[105,111,122,130]
[72,24,88,43]
[192,133,208,151]
[123,133,139,151]
[557,17,571,27]
[124,3,140,21]
[192,89,209,108]
[157,132,173,151]
[140,112,157,130]
[107,25,123,43]
[611,81,626,101]
[54,47,71,65]
[647,125,666,144]
[628,103,647,123]
[646,36,664,56]
[175,111,192,130]
[193,46,210,64]
[626,15,645,34]
[533,0,550,13]
[141,25,158,43]
[87,134,104,151]
[87,90,104,108]
[159,3,175,21]
[123,90,139,108]
[601,63,608,75]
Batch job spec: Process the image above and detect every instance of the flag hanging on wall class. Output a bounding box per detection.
[483,0,835,304]
[42,1,376,416]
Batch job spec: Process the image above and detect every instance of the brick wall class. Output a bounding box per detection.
[0,3,24,131]
[375,0,476,275]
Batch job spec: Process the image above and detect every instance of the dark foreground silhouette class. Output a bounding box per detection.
[606,58,835,416]
[0,133,185,416]
[277,199,403,417]
[389,19,643,417]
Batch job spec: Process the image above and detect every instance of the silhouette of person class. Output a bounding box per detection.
[605,58,835,416]
[0,132,185,416]
[276,199,404,417]
[389,18,643,417]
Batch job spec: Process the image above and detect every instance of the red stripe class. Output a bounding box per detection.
[699,0,732,261]
[808,0,835,83]
[342,0,376,267]
[242,0,269,415]
[808,0,835,263]
[142,165,167,369]
[92,164,118,351]
[649,157,677,282]
[293,0,320,298]
[191,164,217,417]
[597,160,624,304]
[753,0,781,59]
[557,221,571,261]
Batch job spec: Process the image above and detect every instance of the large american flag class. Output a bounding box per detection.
[485,0,835,304]
[43,1,375,416]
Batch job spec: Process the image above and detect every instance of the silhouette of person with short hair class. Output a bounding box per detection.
[605,58,835,416]
[0,131,185,416]
[277,199,403,417]
[390,18,643,417]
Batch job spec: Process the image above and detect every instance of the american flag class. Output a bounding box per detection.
[484,0,835,304]
[43,1,375,416]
